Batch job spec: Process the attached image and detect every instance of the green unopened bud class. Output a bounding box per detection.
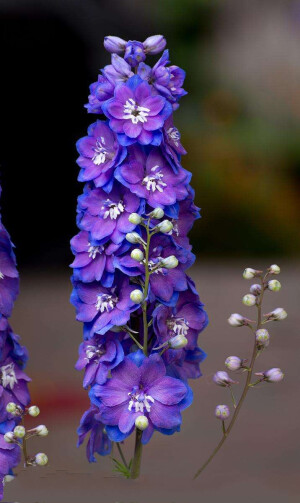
[135,415,149,431]
[169,334,188,349]
[128,213,142,225]
[130,289,144,304]
[268,280,281,292]
[149,208,164,219]
[6,402,17,414]
[13,425,25,438]
[131,249,144,262]
[242,294,256,306]
[243,268,257,279]
[4,432,15,443]
[36,425,48,437]
[161,256,178,269]
[126,232,141,244]
[35,453,48,466]
[269,264,280,275]
[28,405,40,417]
[256,329,270,347]
[158,220,173,233]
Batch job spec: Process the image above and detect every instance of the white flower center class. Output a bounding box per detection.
[1,363,17,389]
[87,244,103,259]
[95,293,117,313]
[148,257,164,274]
[92,137,109,165]
[123,98,150,124]
[167,127,180,146]
[128,389,155,413]
[167,317,189,337]
[142,165,167,192]
[85,344,105,361]
[101,199,125,220]
[0,271,4,279]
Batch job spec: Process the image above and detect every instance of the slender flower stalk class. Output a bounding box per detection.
[71,35,208,479]
[194,265,285,479]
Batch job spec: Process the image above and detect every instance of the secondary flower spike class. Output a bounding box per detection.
[71,34,208,479]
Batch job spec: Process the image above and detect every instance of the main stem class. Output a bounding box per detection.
[21,417,30,467]
[194,275,265,479]
[130,222,151,479]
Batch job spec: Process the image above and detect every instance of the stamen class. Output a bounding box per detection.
[1,363,17,390]
[92,138,109,165]
[123,99,150,124]
[142,166,166,193]
[167,317,189,337]
[95,293,117,313]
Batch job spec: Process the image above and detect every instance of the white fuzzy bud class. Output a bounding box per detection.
[130,249,144,262]
[28,405,40,417]
[6,402,17,414]
[215,404,230,420]
[13,426,25,438]
[161,256,178,269]
[35,453,48,466]
[157,220,173,233]
[250,284,262,296]
[268,280,281,292]
[243,268,258,279]
[228,313,247,327]
[213,371,236,387]
[265,308,287,321]
[242,294,257,307]
[36,425,48,437]
[225,356,243,371]
[126,232,141,244]
[135,415,149,431]
[128,213,142,225]
[262,368,284,383]
[149,208,164,219]
[255,329,270,347]
[169,334,188,349]
[269,264,280,275]
[130,289,144,304]
[4,432,15,443]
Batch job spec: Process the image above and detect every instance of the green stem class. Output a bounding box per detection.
[130,429,143,479]
[194,274,265,479]
[116,442,128,469]
[21,417,30,467]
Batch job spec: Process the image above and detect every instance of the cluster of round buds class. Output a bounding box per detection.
[227,313,253,327]
[255,329,270,349]
[255,368,284,383]
[243,268,262,280]
[213,371,237,387]
[215,404,230,420]
[225,356,246,372]
[264,308,287,321]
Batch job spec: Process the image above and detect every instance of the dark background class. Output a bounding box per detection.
[0,1,299,502]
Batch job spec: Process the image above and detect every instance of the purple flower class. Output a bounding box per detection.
[104,36,126,55]
[166,347,207,382]
[85,75,114,114]
[124,41,146,67]
[90,353,192,444]
[102,75,172,146]
[115,146,190,209]
[0,358,30,423]
[76,333,124,388]
[78,183,143,244]
[0,227,19,318]
[104,35,166,57]
[103,54,134,86]
[0,435,20,499]
[167,188,200,249]
[71,275,139,336]
[77,406,112,462]
[163,115,187,170]
[76,121,126,191]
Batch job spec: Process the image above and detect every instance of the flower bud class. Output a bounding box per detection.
[103,36,126,54]
[135,415,149,430]
[255,329,270,347]
[256,368,284,383]
[4,474,14,483]
[225,356,243,371]
[36,425,49,437]
[269,264,280,275]
[28,405,40,417]
[215,404,230,420]
[268,279,281,292]
[169,334,188,349]
[158,220,173,233]
[13,426,25,439]
[228,313,248,327]
[130,249,144,262]
[143,35,166,55]
[35,453,48,466]
[242,294,256,307]
[130,289,144,304]
[4,432,15,443]
[161,256,178,269]
[128,213,142,225]
[250,283,262,296]
[149,208,164,219]
[126,232,141,244]
[265,308,287,321]
[6,402,17,414]
[213,371,236,387]
[243,268,260,279]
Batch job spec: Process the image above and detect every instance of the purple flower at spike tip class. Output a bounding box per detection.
[70,231,130,286]
[77,406,112,462]
[0,226,19,318]
[85,75,114,114]
[78,183,143,245]
[0,358,30,423]
[115,146,191,209]
[104,35,166,57]
[124,41,146,67]
[103,54,134,86]
[90,353,192,444]
[76,120,126,191]
[102,75,172,146]
[71,274,139,336]
[0,435,21,499]
[76,332,124,388]
[115,234,193,305]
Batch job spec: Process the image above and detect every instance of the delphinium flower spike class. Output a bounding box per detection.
[194,265,285,479]
[0,186,49,500]
[71,35,208,479]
